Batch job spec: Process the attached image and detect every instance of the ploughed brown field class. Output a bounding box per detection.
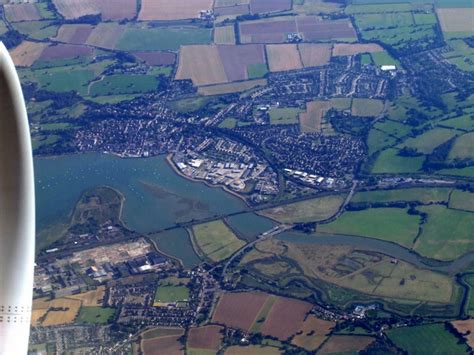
[10,41,48,67]
[214,4,250,16]
[139,0,213,21]
[332,43,383,57]
[53,0,99,20]
[134,51,176,66]
[176,44,266,86]
[291,315,335,351]
[187,325,223,351]
[250,0,291,14]
[319,335,374,354]
[260,297,312,340]
[4,4,41,22]
[40,44,93,61]
[240,16,356,44]
[54,24,94,45]
[98,0,137,20]
[141,335,184,355]
[212,292,269,331]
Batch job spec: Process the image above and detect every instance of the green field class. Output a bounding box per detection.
[318,208,420,248]
[90,75,158,96]
[248,63,268,79]
[346,3,412,14]
[352,187,452,204]
[218,118,237,128]
[36,69,95,95]
[401,128,458,154]
[117,27,212,51]
[192,220,246,262]
[351,98,384,117]
[371,148,424,174]
[260,194,346,223]
[154,277,190,304]
[415,205,474,260]
[387,323,469,354]
[367,128,397,155]
[12,20,59,40]
[168,96,216,113]
[447,132,474,161]
[148,229,201,269]
[350,0,472,7]
[463,274,474,316]
[449,189,474,212]
[76,307,115,324]
[269,107,302,125]
[438,166,474,178]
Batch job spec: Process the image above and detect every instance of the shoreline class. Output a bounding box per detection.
[164,153,251,207]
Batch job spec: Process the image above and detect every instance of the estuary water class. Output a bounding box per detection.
[34,153,247,233]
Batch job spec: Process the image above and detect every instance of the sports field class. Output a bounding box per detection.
[154,277,190,306]
[76,307,115,324]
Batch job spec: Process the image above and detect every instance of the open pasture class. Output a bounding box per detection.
[352,187,452,204]
[187,325,223,352]
[212,292,269,331]
[401,127,458,154]
[249,0,292,14]
[318,207,420,248]
[260,297,312,340]
[139,0,213,20]
[415,205,474,260]
[351,98,384,117]
[54,24,94,45]
[4,3,42,22]
[449,189,474,212]
[40,44,93,61]
[192,220,245,262]
[332,43,383,56]
[299,101,325,133]
[141,327,184,340]
[134,51,175,66]
[118,26,212,51]
[10,41,48,67]
[98,0,137,20]
[90,74,158,96]
[52,0,99,19]
[448,132,474,161]
[266,44,302,72]
[298,43,332,67]
[437,8,474,33]
[371,148,424,174]
[387,323,468,354]
[35,66,96,95]
[269,107,301,125]
[85,23,125,49]
[319,335,374,354]
[260,194,345,223]
[291,316,335,351]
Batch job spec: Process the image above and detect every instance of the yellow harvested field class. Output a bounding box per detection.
[198,79,267,95]
[52,0,100,20]
[31,309,48,327]
[437,8,474,33]
[292,315,335,351]
[33,297,82,326]
[69,286,105,307]
[215,26,236,44]
[139,0,213,20]
[176,45,228,86]
[266,44,303,72]
[299,101,326,133]
[298,43,332,67]
[452,320,474,349]
[10,41,48,67]
[332,43,383,56]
